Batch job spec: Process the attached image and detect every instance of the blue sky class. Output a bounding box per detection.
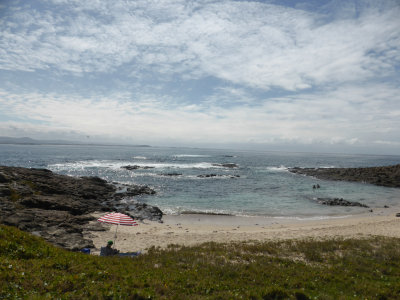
[0,0,399,154]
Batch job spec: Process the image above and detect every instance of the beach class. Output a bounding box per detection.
[88,205,400,254]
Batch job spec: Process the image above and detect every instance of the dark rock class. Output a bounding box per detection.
[19,195,90,215]
[0,166,161,251]
[82,176,109,185]
[113,185,156,199]
[127,185,156,195]
[212,163,238,168]
[197,174,240,178]
[316,197,369,208]
[198,174,218,178]
[0,172,10,183]
[125,203,163,222]
[121,165,155,170]
[384,205,389,208]
[396,213,400,217]
[0,185,11,196]
[289,164,400,188]
[160,173,182,176]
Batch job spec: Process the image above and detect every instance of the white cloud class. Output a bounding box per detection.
[0,81,399,150]
[0,0,399,154]
[1,0,399,90]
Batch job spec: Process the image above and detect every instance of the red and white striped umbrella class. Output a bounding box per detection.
[98,212,138,246]
[98,212,138,226]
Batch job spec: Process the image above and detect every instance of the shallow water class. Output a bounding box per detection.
[1,144,399,218]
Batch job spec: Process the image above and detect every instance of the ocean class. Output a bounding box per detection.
[1,144,400,219]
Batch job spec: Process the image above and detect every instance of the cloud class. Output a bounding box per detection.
[1,0,399,90]
[1,80,399,149]
[0,0,399,154]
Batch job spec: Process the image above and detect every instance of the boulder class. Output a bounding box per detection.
[124,203,163,222]
[160,173,182,176]
[121,165,155,170]
[0,172,10,183]
[197,174,240,178]
[212,163,238,168]
[0,166,161,251]
[198,174,218,178]
[316,198,369,208]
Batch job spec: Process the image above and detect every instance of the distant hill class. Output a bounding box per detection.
[0,136,80,145]
[0,136,151,147]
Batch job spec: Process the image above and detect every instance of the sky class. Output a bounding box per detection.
[0,0,399,154]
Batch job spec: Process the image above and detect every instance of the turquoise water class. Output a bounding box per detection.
[1,144,400,218]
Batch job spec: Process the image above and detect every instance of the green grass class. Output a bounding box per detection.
[1,224,400,299]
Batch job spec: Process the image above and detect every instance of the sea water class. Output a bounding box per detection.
[1,144,400,218]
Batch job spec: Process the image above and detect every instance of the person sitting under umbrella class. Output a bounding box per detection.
[101,240,120,256]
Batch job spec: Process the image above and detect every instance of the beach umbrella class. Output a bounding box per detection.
[98,212,138,246]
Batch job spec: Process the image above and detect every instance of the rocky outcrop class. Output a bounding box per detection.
[289,164,400,188]
[121,165,155,170]
[316,198,369,208]
[197,174,240,178]
[0,166,161,251]
[114,184,156,198]
[123,203,163,222]
[212,163,238,168]
[159,173,182,176]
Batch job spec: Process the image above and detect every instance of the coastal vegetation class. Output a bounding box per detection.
[2,224,400,299]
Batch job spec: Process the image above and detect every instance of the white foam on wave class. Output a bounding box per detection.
[132,156,147,160]
[132,162,215,169]
[188,174,241,180]
[173,154,211,158]
[266,165,288,172]
[156,205,357,219]
[161,206,234,216]
[48,160,132,171]
[272,215,352,221]
[48,160,219,171]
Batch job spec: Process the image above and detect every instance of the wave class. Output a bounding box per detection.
[266,165,288,172]
[111,173,240,181]
[125,162,217,169]
[132,156,147,160]
[160,205,357,219]
[173,154,211,158]
[48,160,223,171]
[180,210,233,216]
[272,215,353,221]
[48,160,125,171]
[161,207,235,216]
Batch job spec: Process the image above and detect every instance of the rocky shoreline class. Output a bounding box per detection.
[0,166,162,251]
[289,164,400,188]
[316,197,369,208]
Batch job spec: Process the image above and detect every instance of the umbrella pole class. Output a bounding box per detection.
[114,224,119,247]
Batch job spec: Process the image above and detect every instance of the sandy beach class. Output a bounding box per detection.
[88,205,400,255]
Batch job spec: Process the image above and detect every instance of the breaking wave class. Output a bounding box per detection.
[48,160,232,172]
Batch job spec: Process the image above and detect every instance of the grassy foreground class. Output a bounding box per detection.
[1,225,400,299]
